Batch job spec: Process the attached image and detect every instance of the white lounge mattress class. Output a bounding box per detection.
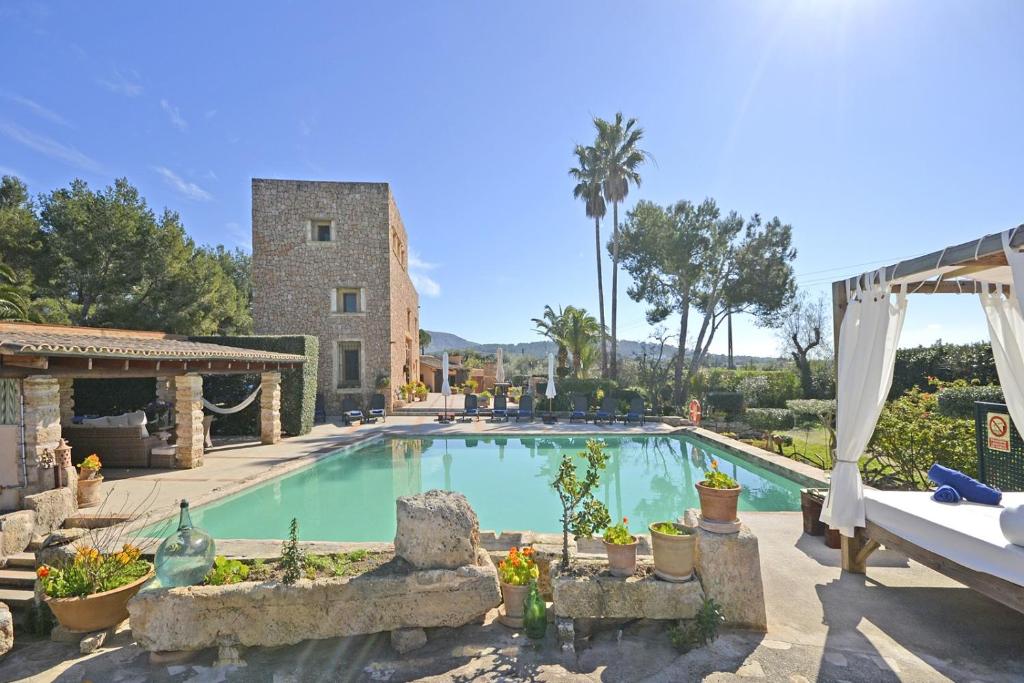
[864,489,1024,587]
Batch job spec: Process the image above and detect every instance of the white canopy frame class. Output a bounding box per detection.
[829,223,1024,575]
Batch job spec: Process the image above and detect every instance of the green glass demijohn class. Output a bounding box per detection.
[154,500,216,587]
[523,579,547,640]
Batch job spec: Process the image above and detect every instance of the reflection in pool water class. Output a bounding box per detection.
[144,435,803,542]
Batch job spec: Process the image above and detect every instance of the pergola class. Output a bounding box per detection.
[825,224,1024,613]
[0,323,304,499]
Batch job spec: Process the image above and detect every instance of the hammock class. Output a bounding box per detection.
[203,384,263,415]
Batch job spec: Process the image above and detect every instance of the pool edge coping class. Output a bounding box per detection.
[676,426,829,489]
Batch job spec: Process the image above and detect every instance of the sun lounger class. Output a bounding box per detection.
[341,397,365,425]
[569,395,590,423]
[624,397,646,425]
[844,489,1024,614]
[491,395,509,422]
[594,396,618,424]
[460,394,480,422]
[514,395,534,422]
[367,393,386,422]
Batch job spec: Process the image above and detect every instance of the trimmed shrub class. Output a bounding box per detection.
[190,335,319,437]
[744,408,794,432]
[706,391,743,418]
[73,378,156,417]
[696,369,801,407]
[786,399,836,426]
[936,384,1004,419]
[891,341,998,399]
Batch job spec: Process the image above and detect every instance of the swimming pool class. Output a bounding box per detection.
[144,435,804,542]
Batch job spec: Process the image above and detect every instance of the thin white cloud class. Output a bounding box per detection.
[1,93,71,127]
[152,166,212,201]
[97,69,143,97]
[0,121,100,172]
[160,99,187,131]
[408,250,440,297]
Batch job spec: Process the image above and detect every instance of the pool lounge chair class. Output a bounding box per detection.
[844,489,1024,615]
[594,396,618,424]
[341,397,365,425]
[624,397,646,425]
[569,395,590,423]
[514,395,534,422]
[460,394,480,422]
[490,395,509,422]
[368,393,386,422]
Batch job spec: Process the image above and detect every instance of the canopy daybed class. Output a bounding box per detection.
[823,225,1024,615]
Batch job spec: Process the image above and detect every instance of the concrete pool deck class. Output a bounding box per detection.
[5,511,1023,681]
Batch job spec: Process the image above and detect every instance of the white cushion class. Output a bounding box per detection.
[82,416,110,427]
[125,410,149,438]
[109,413,129,427]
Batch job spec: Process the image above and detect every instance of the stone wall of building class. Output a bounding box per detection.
[387,191,421,401]
[252,179,418,414]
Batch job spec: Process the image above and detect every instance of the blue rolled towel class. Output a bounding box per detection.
[932,485,961,504]
[927,463,1002,506]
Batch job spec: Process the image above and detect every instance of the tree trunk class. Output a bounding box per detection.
[561,510,571,570]
[793,351,813,398]
[672,301,689,405]
[594,216,608,379]
[727,312,735,369]
[610,202,620,380]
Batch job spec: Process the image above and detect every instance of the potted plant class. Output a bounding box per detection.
[497,546,539,627]
[649,521,697,582]
[479,391,492,408]
[38,543,154,632]
[77,454,103,507]
[552,440,611,571]
[602,517,638,577]
[695,459,741,524]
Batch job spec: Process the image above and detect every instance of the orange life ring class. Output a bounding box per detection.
[688,399,702,425]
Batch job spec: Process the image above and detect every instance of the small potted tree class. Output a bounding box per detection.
[695,459,741,527]
[77,454,103,507]
[497,546,539,627]
[552,439,611,571]
[602,517,638,577]
[648,521,697,582]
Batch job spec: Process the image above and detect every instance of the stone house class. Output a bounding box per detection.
[252,179,420,414]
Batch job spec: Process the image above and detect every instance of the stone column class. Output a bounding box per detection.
[174,374,204,469]
[260,371,282,445]
[57,378,75,427]
[22,376,61,495]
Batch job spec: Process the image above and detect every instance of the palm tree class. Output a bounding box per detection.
[594,113,648,380]
[532,305,570,373]
[561,306,601,378]
[569,144,608,378]
[0,262,29,321]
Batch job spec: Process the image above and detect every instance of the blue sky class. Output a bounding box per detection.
[2,1,1022,356]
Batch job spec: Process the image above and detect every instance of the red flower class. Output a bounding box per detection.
[36,566,49,579]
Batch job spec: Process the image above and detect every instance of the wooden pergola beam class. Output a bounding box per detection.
[0,355,301,379]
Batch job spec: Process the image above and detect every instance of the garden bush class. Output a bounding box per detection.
[705,391,743,418]
[890,341,998,399]
[695,369,801,407]
[865,388,976,489]
[936,384,1004,419]
[786,399,836,426]
[744,408,795,432]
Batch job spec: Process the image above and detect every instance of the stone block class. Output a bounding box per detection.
[394,490,479,570]
[683,508,767,631]
[23,487,77,536]
[0,510,36,556]
[390,627,427,654]
[551,559,705,620]
[128,549,501,652]
[0,602,11,657]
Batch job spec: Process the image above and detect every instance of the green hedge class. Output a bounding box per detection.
[533,378,645,412]
[744,408,795,431]
[73,378,155,417]
[936,384,1004,419]
[706,391,744,417]
[189,335,319,437]
[786,399,836,426]
[695,369,802,407]
[891,342,997,399]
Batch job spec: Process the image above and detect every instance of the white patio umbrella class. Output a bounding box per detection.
[441,352,451,421]
[495,348,505,384]
[545,352,557,417]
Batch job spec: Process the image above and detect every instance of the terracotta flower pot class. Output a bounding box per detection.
[648,522,697,582]
[77,475,104,508]
[45,566,154,632]
[603,537,638,577]
[499,582,530,627]
[696,481,741,523]
[800,488,827,536]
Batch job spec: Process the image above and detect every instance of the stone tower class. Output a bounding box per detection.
[251,179,420,414]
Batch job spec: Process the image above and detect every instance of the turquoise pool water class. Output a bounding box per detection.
[144,435,803,542]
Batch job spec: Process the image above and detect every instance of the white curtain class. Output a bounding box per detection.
[821,271,908,537]
[978,230,1024,436]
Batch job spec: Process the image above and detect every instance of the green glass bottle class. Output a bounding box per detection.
[523,579,547,640]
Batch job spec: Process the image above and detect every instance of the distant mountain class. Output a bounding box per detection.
[422,330,782,368]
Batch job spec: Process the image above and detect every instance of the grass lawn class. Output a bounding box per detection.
[742,425,879,479]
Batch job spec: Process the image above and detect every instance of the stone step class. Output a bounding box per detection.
[0,587,35,608]
[0,568,36,588]
[5,552,35,568]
